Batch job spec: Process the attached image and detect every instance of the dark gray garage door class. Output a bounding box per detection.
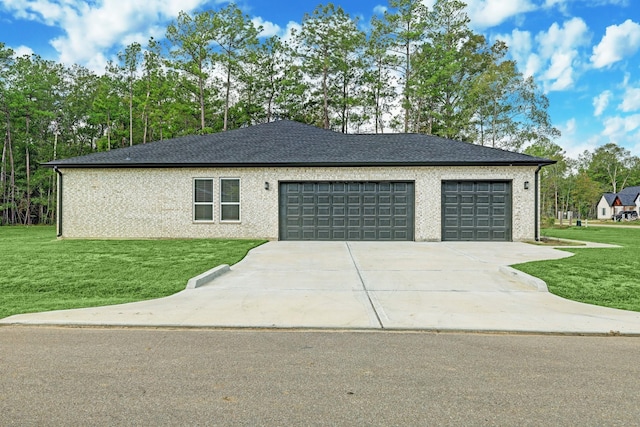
[279,182,414,241]
[442,181,512,241]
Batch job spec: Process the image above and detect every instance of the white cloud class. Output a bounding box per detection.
[564,118,576,135]
[542,0,571,14]
[593,90,612,116]
[373,5,387,15]
[252,17,282,38]
[619,87,640,112]
[558,133,600,160]
[536,17,590,91]
[464,0,537,29]
[497,18,590,90]
[603,114,640,137]
[591,19,640,68]
[497,29,532,70]
[280,21,302,45]
[12,45,35,58]
[537,18,590,59]
[1,0,212,71]
[542,51,575,91]
[524,54,542,78]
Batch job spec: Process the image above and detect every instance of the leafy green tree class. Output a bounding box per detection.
[117,42,142,146]
[572,171,602,218]
[525,141,568,219]
[415,0,479,138]
[210,4,260,131]
[379,0,428,132]
[362,16,399,133]
[587,143,635,193]
[0,43,16,225]
[296,3,365,131]
[166,10,216,132]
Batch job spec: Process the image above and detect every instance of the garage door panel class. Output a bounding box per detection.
[461,206,474,216]
[348,218,362,227]
[492,182,508,192]
[477,218,490,227]
[363,196,376,204]
[444,195,458,204]
[363,207,376,216]
[461,218,474,227]
[476,182,490,191]
[442,181,511,242]
[460,182,474,191]
[280,182,414,241]
[493,219,506,227]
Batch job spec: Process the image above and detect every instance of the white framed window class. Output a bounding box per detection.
[194,178,214,222]
[220,178,240,222]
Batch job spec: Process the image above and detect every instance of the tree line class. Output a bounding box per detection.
[0,0,636,226]
[529,141,640,221]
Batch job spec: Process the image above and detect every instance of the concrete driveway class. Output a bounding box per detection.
[3,241,640,334]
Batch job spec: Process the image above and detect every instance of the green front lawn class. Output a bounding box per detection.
[0,226,265,319]
[514,226,640,312]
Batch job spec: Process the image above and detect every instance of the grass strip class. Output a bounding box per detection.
[0,226,265,319]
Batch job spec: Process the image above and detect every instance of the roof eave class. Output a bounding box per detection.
[42,160,555,169]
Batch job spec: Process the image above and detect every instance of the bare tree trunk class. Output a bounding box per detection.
[129,77,133,146]
[223,56,232,132]
[8,127,15,224]
[341,77,348,134]
[267,73,274,123]
[25,144,30,225]
[322,62,329,129]
[198,61,205,132]
[107,111,111,150]
[1,131,6,225]
[403,25,411,134]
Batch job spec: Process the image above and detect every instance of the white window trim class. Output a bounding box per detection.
[220,177,241,223]
[193,178,215,223]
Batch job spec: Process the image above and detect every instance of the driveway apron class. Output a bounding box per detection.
[3,241,640,334]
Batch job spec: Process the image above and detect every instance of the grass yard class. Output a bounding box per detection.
[0,226,265,319]
[514,226,640,312]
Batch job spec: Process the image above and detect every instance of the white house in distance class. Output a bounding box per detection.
[44,120,555,242]
[597,186,640,220]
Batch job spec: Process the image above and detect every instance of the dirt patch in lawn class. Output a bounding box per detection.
[526,237,586,246]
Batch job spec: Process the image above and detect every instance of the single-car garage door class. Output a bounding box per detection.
[279,181,414,241]
[442,181,512,241]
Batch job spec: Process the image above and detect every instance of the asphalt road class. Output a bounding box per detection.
[1,327,639,426]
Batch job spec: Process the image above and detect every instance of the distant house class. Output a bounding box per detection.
[44,120,554,242]
[597,186,640,220]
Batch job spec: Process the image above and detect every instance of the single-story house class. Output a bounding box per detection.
[44,120,554,242]
[596,186,640,220]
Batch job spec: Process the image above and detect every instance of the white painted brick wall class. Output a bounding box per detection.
[60,166,538,241]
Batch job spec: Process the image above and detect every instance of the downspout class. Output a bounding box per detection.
[534,164,542,241]
[54,166,62,238]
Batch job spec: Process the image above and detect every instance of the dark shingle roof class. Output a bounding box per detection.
[617,193,639,206]
[603,193,617,206]
[602,186,640,206]
[619,185,640,195]
[44,120,554,168]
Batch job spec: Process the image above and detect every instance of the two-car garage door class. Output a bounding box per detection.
[279,182,414,241]
[278,180,512,241]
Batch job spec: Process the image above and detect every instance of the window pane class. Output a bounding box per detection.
[195,179,213,203]
[221,205,240,221]
[221,179,239,203]
[194,205,213,221]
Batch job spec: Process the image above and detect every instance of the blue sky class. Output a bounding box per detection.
[1,0,639,159]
